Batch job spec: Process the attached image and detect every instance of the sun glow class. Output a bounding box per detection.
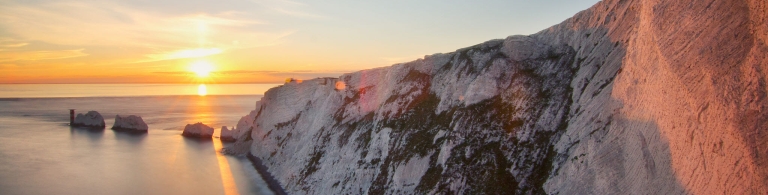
[170,48,221,59]
[190,61,214,77]
[197,84,207,96]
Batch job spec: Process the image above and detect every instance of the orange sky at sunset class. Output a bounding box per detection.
[0,0,598,84]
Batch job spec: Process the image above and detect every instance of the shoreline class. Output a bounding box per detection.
[246,153,288,195]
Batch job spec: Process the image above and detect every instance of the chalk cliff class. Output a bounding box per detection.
[228,0,768,194]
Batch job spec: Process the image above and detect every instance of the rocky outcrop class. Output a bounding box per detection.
[220,126,236,142]
[72,111,105,129]
[111,115,148,132]
[182,122,214,138]
[228,0,768,194]
[223,112,259,155]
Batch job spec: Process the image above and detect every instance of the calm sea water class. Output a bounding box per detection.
[0,84,281,195]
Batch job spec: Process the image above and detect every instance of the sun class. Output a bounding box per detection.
[190,61,214,77]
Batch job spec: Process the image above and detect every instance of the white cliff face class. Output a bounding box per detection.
[111,115,148,132]
[72,111,105,128]
[231,39,575,194]
[182,122,214,138]
[228,0,768,194]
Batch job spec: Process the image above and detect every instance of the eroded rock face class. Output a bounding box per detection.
[182,122,214,138]
[220,126,236,142]
[112,115,148,132]
[72,111,105,129]
[227,0,768,194]
[222,114,258,156]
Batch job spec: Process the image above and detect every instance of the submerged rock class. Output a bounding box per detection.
[112,115,148,132]
[72,111,105,129]
[182,122,214,138]
[220,126,236,142]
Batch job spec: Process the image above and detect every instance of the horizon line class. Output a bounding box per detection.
[0,82,285,85]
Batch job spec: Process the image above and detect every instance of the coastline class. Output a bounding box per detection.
[246,153,288,195]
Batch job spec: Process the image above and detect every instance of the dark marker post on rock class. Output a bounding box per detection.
[69,109,75,125]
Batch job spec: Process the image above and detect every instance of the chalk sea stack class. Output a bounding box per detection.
[112,115,148,132]
[225,0,768,194]
[182,122,214,138]
[220,126,236,142]
[72,111,105,129]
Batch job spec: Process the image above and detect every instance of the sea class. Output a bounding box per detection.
[0,84,281,195]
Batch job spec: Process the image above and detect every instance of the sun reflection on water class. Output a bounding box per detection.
[189,88,238,194]
[198,84,207,96]
[213,139,240,195]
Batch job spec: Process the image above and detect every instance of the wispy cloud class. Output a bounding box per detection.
[251,0,327,19]
[0,43,28,48]
[154,69,345,75]
[215,70,279,75]
[0,38,30,51]
[270,7,327,19]
[140,48,223,63]
[152,70,276,75]
[148,69,345,83]
[0,0,294,63]
[0,49,88,62]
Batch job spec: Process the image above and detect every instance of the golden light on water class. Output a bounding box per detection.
[198,84,207,96]
[213,139,240,195]
[184,90,239,195]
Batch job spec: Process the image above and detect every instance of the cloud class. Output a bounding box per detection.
[152,69,344,75]
[251,0,327,19]
[0,38,29,50]
[215,70,279,75]
[141,48,223,62]
[151,71,192,75]
[270,7,326,19]
[0,43,28,48]
[153,69,345,77]
[152,70,276,75]
[0,49,88,62]
[147,69,345,83]
[0,0,294,63]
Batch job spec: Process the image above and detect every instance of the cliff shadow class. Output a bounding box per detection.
[548,96,689,194]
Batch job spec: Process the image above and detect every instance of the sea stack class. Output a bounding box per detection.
[71,111,105,129]
[220,126,236,142]
[112,115,148,132]
[182,122,214,138]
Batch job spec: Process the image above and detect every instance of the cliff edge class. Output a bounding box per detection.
[228,0,768,194]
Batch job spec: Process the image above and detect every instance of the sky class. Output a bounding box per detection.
[0,0,600,84]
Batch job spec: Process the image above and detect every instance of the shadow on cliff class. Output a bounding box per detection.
[525,0,695,193]
[247,153,288,195]
[552,97,690,194]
